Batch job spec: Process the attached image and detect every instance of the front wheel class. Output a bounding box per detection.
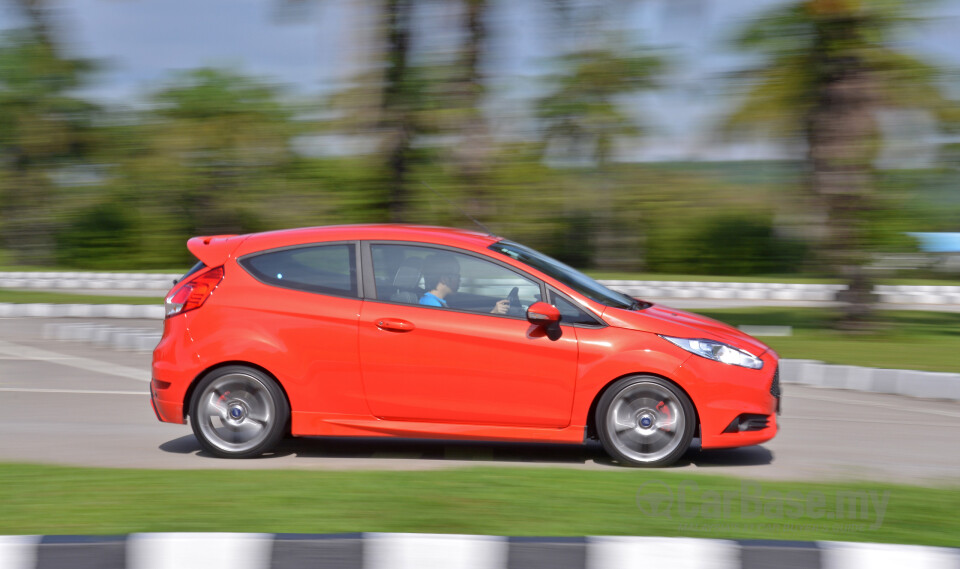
[596,375,695,467]
[189,366,289,458]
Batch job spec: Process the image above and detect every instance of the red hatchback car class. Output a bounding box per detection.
[152,224,779,467]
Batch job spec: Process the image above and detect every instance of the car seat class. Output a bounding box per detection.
[389,258,423,304]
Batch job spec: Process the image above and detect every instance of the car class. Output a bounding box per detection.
[151,224,780,467]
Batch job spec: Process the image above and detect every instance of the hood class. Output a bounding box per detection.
[601,304,771,356]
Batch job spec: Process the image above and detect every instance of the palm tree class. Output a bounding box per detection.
[538,47,662,167]
[536,44,664,270]
[725,0,956,327]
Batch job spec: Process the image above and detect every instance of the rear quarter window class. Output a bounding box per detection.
[239,243,358,298]
[179,261,206,282]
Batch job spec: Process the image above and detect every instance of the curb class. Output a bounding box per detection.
[779,360,960,401]
[603,281,848,303]
[0,304,164,319]
[0,272,178,292]
[1,534,957,569]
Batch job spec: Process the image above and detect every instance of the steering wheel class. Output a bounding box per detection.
[507,286,523,316]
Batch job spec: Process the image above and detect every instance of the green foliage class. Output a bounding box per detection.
[0,28,100,264]
[55,200,139,268]
[537,46,664,165]
[646,213,808,276]
[724,0,950,138]
[97,68,310,266]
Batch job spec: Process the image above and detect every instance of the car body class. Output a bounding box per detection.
[152,224,780,466]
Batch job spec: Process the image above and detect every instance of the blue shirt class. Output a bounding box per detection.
[419,292,448,307]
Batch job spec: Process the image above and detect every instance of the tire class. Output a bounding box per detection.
[596,375,695,467]
[189,366,289,458]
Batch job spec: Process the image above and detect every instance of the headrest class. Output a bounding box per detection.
[392,260,422,289]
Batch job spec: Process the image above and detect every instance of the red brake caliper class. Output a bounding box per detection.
[656,401,672,431]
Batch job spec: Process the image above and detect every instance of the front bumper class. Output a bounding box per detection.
[679,353,781,450]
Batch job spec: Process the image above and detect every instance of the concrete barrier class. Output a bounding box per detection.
[778,360,960,402]
[0,534,956,569]
[0,304,164,319]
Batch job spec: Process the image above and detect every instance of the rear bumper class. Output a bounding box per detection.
[150,377,185,424]
[150,315,196,425]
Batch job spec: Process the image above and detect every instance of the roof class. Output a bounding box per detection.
[230,224,501,258]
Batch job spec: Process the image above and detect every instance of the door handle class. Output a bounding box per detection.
[375,318,415,332]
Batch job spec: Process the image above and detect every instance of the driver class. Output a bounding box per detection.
[420,252,511,314]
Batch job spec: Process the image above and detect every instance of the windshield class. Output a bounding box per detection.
[489,240,645,310]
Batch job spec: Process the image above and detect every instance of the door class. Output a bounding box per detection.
[358,243,579,428]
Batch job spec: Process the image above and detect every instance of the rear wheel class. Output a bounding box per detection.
[596,375,695,467]
[189,366,288,458]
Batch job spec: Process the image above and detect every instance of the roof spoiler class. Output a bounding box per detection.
[186,234,244,267]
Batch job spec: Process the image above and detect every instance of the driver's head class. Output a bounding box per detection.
[422,252,460,293]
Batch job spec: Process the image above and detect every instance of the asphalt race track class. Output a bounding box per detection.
[1,317,958,483]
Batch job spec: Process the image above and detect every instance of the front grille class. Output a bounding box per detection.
[770,365,781,398]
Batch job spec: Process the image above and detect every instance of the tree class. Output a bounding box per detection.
[725,0,957,327]
[110,68,300,264]
[536,44,664,269]
[276,0,420,222]
[0,26,98,264]
[448,0,495,223]
[538,47,662,167]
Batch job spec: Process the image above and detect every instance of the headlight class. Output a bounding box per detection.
[660,335,764,369]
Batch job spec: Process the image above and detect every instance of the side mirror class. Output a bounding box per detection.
[526,301,561,326]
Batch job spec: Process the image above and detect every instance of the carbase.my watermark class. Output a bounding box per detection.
[636,480,889,531]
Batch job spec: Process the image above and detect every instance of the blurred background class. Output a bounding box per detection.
[1,0,958,309]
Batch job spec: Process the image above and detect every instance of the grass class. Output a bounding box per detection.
[0,290,161,304]
[696,308,960,373]
[0,463,956,546]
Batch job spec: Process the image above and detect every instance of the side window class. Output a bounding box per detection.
[371,244,541,316]
[240,243,358,298]
[549,290,602,326]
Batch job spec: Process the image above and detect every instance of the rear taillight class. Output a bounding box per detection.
[165,266,224,318]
